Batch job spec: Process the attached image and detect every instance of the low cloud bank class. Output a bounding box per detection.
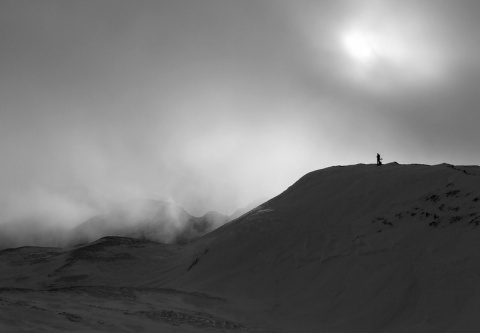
[0,195,262,249]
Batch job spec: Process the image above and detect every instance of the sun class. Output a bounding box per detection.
[342,30,378,64]
[332,9,445,90]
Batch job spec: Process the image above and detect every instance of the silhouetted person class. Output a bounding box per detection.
[377,153,382,166]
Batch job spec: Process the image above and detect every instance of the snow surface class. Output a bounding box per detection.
[2,163,480,332]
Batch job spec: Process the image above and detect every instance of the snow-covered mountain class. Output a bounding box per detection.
[2,163,480,332]
[171,162,480,332]
[70,199,229,245]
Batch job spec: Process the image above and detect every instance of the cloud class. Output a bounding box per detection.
[0,0,480,247]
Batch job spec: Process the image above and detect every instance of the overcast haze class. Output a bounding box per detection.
[1,0,479,226]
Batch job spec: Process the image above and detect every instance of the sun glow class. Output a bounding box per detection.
[342,30,378,63]
[337,20,444,90]
[300,1,447,91]
[341,27,406,67]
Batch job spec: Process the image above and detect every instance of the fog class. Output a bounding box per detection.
[1,0,480,247]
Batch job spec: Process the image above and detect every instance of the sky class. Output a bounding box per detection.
[0,0,479,225]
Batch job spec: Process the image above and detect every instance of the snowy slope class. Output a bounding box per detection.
[2,163,480,332]
[168,163,480,332]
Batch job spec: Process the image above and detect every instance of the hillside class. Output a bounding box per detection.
[170,163,480,332]
[2,163,480,332]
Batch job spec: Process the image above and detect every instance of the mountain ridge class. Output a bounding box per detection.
[166,163,480,331]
